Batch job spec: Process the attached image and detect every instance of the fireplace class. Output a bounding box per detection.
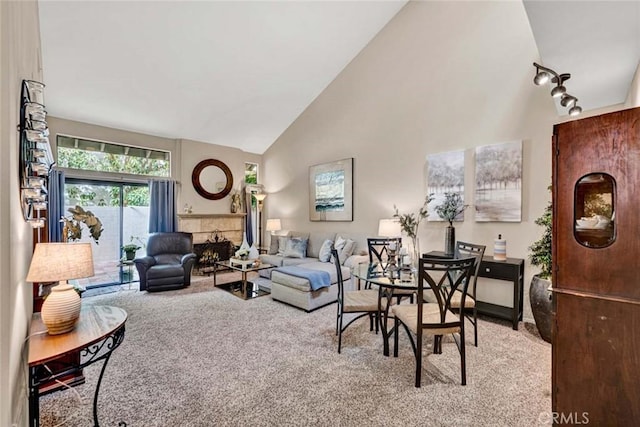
[193,238,235,274]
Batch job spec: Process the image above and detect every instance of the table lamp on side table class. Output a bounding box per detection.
[27,242,94,335]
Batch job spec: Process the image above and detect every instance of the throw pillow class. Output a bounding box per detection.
[277,236,289,256]
[318,239,334,262]
[339,239,356,265]
[283,237,308,258]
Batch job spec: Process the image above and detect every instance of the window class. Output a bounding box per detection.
[245,162,258,184]
[57,135,170,177]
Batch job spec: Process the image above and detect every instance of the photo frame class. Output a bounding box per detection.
[474,140,522,222]
[309,158,353,221]
[426,150,466,222]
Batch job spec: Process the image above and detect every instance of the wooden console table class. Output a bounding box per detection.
[28,305,128,427]
[425,251,524,330]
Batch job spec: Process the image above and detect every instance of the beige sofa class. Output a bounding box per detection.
[258,231,369,311]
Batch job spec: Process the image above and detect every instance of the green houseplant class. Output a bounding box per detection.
[122,236,144,260]
[528,195,553,343]
[434,192,468,256]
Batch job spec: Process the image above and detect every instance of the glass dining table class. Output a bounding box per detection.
[351,262,420,356]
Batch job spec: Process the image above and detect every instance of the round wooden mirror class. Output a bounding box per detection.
[192,159,233,200]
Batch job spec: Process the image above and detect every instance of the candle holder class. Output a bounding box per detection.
[387,242,399,279]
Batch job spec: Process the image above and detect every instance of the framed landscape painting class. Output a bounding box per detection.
[309,158,353,221]
[474,140,522,222]
[426,150,465,222]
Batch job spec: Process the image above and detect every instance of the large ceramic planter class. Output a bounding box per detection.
[530,275,553,343]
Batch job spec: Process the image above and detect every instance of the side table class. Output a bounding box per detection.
[119,259,135,289]
[28,305,128,427]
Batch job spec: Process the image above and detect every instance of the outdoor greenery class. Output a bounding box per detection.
[60,146,167,207]
[435,192,468,225]
[529,197,552,280]
[393,194,434,239]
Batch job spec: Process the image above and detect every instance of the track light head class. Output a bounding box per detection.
[534,71,551,85]
[560,94,577,108]
[569,105,582,116]
[550,85,566,98]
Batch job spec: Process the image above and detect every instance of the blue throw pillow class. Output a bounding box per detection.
[283,237,308,258]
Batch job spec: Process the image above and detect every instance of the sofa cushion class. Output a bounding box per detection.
[282,257,317,267]
[260,254,285,267]
[271,261,350,292]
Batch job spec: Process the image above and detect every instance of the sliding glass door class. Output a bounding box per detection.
[64,179,149,288]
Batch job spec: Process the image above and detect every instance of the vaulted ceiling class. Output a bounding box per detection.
[39,1,639,155]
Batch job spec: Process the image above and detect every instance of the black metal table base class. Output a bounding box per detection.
[29,327,126,427]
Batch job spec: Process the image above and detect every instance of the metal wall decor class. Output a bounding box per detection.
[18,80,54,228]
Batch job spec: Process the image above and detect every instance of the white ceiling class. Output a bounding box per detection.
[39,1,640,155]
[523,0,640,114]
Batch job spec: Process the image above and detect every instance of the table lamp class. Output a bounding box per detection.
[266,218,282,234]
[27,243,94,335]
[378,218,401,237]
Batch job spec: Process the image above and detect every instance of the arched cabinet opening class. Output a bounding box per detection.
[574,173,615,248]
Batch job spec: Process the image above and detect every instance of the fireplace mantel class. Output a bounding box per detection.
[178,213,246,245]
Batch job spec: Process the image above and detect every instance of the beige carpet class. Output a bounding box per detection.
[38,273,552,426]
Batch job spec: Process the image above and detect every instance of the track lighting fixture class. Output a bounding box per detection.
[533,62,582,116]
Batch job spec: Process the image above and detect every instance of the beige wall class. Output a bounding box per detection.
[262,1,560,321]
[0,1,41,425]
[625,61,640,108]
[179,139,261,215]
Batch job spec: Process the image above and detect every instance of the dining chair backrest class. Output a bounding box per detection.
[454,241,486,298]
[367,237,402,272]
[331,248,345,305]
[417,257,476,328]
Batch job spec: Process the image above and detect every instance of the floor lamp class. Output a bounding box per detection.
[254,192,267,249]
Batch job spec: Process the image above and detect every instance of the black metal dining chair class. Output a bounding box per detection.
[332,248,383,353]
[367,237,413,303]
[391,256,476,387]
[450,241,486,346]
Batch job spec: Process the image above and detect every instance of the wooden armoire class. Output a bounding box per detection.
[552,106,640,424]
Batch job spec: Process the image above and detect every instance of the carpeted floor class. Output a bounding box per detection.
[38,273,552,426]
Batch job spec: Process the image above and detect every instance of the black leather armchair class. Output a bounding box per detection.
[134,232,197,292]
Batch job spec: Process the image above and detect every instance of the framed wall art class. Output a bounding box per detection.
[474,140,522,222]
[309,158,353,221]
[426,150,465,221]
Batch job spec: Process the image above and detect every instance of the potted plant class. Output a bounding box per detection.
[528,196,553,343]
[434,192,468,256]
[121,236,144,260]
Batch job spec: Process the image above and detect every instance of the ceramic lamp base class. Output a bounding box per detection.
[41,282,81,335]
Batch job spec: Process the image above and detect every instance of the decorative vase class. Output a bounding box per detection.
[239,232,250,252]
[248,244,259,260]
[409,237,420,270]
[530,275,553,343]
[41,283,81,335]
[444,225,455,257]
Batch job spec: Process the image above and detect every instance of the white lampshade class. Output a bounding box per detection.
[378,218,401,237]
[27,243,94,335]
[27,243,94,283]
[254,193,267,202]
[266,218,282,232]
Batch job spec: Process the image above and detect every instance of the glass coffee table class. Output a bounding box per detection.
[213,259,274,300]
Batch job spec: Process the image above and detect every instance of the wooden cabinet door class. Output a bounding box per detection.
[552,107,640,424]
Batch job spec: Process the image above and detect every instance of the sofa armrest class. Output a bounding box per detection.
[181,253,197,265]
[343,254,369,269]
[134,256,156,269]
